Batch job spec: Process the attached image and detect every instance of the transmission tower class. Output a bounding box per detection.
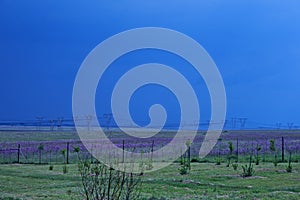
[222,119,228,129]
[231,117,237,129]
[276,122,282,130]
[49,119,56,131]
[103,113,113,130]
[36,116,44,131]
[86,115,94,131]
[239,118,247,129]
[287,122,294,130]
[57,117,64,130]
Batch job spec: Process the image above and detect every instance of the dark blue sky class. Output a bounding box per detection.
[0,1,299,127]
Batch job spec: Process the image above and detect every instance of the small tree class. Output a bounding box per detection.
[270,139,278,166]
[38,143,44,164]
[73,146,80,154]
[216,138,222,165]
[185,140,191,170]
[179,140,191,175]
[61,149,68,174]
[255,144,261,165]
[226,141,234,167]
[241,155,255,177]
[286,151,292,173]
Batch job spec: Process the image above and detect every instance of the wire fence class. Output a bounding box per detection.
[1,135,299,164]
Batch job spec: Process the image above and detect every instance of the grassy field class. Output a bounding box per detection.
[1,129,300,143]
[0,162,299,200]
[0,129,299,199]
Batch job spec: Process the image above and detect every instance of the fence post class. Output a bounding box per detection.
[251,139,254,155]
[282,137,284,162]
[151,140,154,161]
[49,150,52,164]
[188,146,191,170]
[90,150,93,163]
[17,144,20,163]
[122,140,125,163]
[66,142,69,164]
[236,138,239,162]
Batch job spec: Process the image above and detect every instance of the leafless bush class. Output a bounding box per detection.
[75,148,142,200]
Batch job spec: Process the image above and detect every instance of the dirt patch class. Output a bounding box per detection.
[212,174,240,178]
[217,195,229,199]
[241,176,267,179]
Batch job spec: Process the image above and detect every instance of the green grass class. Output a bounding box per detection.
[0,162,299,199]
[0,130,79,142]
[0,130,299,199]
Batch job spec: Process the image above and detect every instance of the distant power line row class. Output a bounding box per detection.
[0,115,298,131]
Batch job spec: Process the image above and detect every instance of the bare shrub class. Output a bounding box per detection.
[75,148,142,200]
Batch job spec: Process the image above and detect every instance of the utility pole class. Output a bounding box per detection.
[287,122,294,130]
[49,119,55,131]
[36,116,44,131]
[239,118,247,129]
[86,115,93,132]
[231,117,237,129]
[276,122,282,130]
[57,117,64,130]
[103,113,113,131]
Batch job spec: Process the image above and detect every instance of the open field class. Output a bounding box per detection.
[0,162,299,200]
[0,129,299,199]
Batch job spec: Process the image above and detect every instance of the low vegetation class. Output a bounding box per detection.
[0,162,299,200]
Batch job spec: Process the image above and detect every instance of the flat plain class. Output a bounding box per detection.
[0,129,299,199]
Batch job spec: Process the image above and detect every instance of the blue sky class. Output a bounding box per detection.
[0,1,299,128]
